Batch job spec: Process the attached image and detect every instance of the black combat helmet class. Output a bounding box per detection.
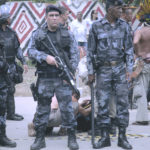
[106,0,124,12]
[0,4,10,24]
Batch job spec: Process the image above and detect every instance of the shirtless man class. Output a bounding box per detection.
[132,14,150,125]
[134,23,150,59]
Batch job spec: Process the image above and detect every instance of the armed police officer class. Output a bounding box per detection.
[0,4,28,121]
[28,5,79,150]
[87,0,134,149]
[0,5,17,148]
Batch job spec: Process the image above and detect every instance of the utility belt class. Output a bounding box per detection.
[38,72,60,78]
[99,60,123,67]
[78,41,86,47]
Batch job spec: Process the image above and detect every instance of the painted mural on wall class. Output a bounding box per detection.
[6,0,140,53]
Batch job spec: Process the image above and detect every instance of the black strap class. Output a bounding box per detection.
[47,30,74,74]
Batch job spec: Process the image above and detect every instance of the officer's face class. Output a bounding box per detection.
[109,6,122,19]
[46,11,60,30]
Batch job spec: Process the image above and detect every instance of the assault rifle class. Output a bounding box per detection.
[41,34,80,97]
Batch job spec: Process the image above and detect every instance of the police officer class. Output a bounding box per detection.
[87,0,134,149]
[28,5,79,150]
[0,8,16,148]
[0,4,28,121]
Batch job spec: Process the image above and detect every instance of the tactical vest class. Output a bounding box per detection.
[93,18,126,62]
[0,27,18,62]
[35,26,71,74]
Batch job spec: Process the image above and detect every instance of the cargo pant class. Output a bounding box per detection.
[96,63,129,128]
[34,77,77,131]
[0,76,8,132]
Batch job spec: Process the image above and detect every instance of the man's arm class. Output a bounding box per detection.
[133,29,141,56]
[27,30,48,63]
[69,31,80,72]
[87,24,97,82]
[14,33,28,72]
[28,30,57,66]
[124,23,134,75]
[13,32,26,65]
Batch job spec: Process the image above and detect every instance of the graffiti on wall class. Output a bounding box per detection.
[6,0,140,53]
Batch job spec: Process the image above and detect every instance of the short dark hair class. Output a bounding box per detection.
[106,0,124,12]
[58,6,68,14]
[45,5,61,15]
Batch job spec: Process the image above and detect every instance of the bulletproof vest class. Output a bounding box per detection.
[36,26,71,73]
[0,27,18,60]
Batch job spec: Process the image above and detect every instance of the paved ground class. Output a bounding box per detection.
[1,97,150,150]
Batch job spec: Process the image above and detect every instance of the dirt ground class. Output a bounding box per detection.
[15,67,36,97]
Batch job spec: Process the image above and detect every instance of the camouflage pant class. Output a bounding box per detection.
[34,77,77,131]
[96,64,129,128]
[6,82,16,116]
[0,78,8,128]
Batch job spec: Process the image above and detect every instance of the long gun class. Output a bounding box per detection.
[90,82,95,146]
[41,34,80,97]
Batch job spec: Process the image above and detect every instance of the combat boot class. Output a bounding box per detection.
[30,128,46,150]
[118,127,132,149]
[7,95,23,121]
[67,128,79,150]
[93,128,111,149]
[7,114,23,121]
[0,127,16,147]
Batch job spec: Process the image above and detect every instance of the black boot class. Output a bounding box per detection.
[15,113,24,120]
[93,128,111,149]
[0,127,16,147]
[7,114,23,121]
[7,94,23,121]
[67,128,79,150]
[30,128,46,150]
[118,127,132,149]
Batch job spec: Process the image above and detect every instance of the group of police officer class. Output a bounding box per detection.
[0,0,134,150]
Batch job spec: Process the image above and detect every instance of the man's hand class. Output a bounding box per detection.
[46,55,58,67]
[126,72,132,82]
[23,64,28,73]
[88,74,95,83]
[79,46,86,59]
